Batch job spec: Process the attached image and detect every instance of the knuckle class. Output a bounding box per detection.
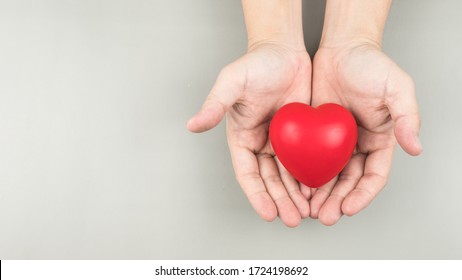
[236,171,260,184]
[262,174,282,184]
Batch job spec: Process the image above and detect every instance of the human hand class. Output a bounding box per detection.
[187,43,312,227]
[310,40,422,225]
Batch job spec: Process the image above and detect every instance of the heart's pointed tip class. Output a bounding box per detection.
[299,180,324,189]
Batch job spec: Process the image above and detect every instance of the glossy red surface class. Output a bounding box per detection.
[269,102,358,188]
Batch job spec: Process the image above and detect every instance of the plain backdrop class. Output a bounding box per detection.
[0,0,461,259]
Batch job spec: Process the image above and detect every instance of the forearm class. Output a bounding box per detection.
[242,0,305,51]
[320,0,392,48]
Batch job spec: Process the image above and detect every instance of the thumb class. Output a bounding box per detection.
[187,66,244,133]
[387,72,423,156]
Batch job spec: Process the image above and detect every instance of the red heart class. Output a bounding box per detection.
[269,102,357,188]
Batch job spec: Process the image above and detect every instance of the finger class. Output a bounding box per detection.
[300,183,313,201]
[386,71,422,156]
[258,154,301,227]
[275,158,310,218]
[318,153,366,226]
[187,66,244,133]
[229,144,277,222]
[309,176,337,219]
[342,147,395,216]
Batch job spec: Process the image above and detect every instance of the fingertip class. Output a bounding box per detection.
[300,184,313,200]
[274,198,302,227]
[341,203,358,217]
[289,190,310,219]
[310,206,320,219]
[186,117,209,133]
[394,121,422,156]
[319,214,341,226]
[249,192,278,222]
[293,199,310,220]
[393,114,422,156]
[186,116,198,132]
[300,203,311,219]
[259,205,278,222]
[410,135,423,156]
[186,106,224,133]
[341,193,366,216]
[318,197,343,226]
[309,178,337,219]
[398,132,423,156]
[403,125,423,155]
[292,196,310,220]
[282,213,302,228]
[310,192,325,219]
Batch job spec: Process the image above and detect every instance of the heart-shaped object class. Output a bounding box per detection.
[269,102,357,188]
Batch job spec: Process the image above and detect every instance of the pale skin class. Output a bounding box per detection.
[187,0,422,227]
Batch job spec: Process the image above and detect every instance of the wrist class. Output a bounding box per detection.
[242,0,306,52]
[319,0,392,49]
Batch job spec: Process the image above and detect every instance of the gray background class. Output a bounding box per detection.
[0,0,461,259]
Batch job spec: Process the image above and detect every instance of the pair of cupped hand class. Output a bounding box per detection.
[187,41,422,227]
